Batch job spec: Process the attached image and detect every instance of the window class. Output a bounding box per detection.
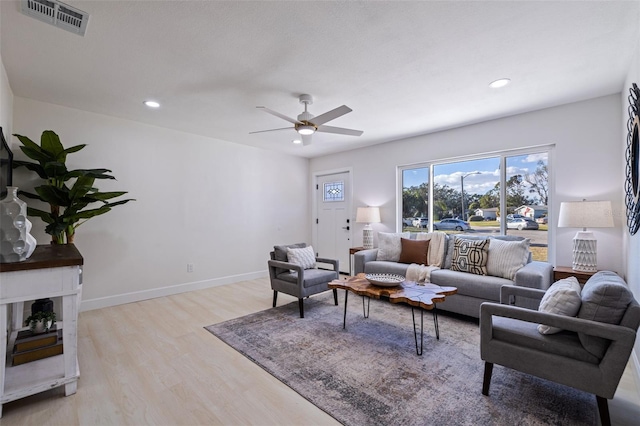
[323,181,344,202]
[401,167,428,231]
[399,148,549,261]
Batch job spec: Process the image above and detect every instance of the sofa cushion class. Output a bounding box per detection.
[287,245,316,269]
[450,237,489,275]
[492,317,600,365]
[277,268,338,288]
[444,235,526,269]
[537,277,582,334]
[487,238,530,280]
[364,261,410,276]
[398,238,430,265]
[430,269,510,300]
[377,232,410,261]
[577,271,634,358]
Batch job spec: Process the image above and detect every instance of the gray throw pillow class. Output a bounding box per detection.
[274,243,306,262]
[577,271,633,358]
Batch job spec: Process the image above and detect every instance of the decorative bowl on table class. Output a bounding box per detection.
[365,273,405,287]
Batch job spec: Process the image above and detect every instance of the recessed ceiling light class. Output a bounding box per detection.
[144,100,160,108]
[489,78,511,89]
[292,139,302,145]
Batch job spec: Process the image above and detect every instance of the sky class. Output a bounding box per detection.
[402,152,548,197]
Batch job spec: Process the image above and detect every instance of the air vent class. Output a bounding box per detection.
[21,0,89,36]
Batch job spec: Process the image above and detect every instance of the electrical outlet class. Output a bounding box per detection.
[187,263,194,273]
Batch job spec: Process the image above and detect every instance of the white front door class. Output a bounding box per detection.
[315,171,351,274]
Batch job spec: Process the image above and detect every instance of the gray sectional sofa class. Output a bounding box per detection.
[354,233,553,318]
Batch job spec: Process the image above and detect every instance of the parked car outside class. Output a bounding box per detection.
[432,218,470,231]
[497,214,524,223]
[403,217,415,226]
[536,216,548,224]
[507,218,539,230]
[412,217,428,228]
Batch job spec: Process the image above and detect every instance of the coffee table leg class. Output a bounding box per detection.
[433,306,440,340]
[411,308,424,356]
[362,296,370,318]
[342,290,348,329]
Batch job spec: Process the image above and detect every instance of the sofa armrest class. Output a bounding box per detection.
[500,284,546,305]
[354,249,378,274]
[514,261,553,290]
[316,257,339,272]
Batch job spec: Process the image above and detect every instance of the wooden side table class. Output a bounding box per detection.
[0,245,83,417]
[553,266,597,285]
[349,246,366,276]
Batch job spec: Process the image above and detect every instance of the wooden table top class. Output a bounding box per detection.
[329,273,457,311]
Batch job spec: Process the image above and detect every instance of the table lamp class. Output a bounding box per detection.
[356,207,381,249]
[558,200,614,272]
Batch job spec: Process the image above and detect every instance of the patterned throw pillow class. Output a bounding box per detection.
[398,238,430,265]
[537,277,582,334]
[287,246,316,269]
[450,237,489,275]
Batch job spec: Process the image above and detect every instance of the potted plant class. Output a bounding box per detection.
[12,130,134,244]
[24,310,56,334]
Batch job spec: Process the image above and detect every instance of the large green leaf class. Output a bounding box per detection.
[66,168,115,180]
[57,144,86,163]
[69,175,95,201]
[12,160,47,179]
[19,146,53,164]
[84,191,129,201]
[40,131,64,157]
[13,134,40,152]
[35,185,70,207]
[18,190,43,201]
[43,161,68,179]
[26,207,54,224]
[65,205,112,221]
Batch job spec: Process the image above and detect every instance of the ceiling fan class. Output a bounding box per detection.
[250,94,363,146]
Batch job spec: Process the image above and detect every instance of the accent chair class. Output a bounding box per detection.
[268,243,339,318]
[480,272,640,426]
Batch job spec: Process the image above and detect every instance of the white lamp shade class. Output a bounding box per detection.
[356,207,381,224]
[558,201,614,229]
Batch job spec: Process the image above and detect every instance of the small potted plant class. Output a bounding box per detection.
[25,311,56,334]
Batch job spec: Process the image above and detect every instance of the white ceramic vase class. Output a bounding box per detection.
[0,186,36,262]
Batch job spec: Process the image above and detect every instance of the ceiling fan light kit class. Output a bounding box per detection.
[251,94,363,145]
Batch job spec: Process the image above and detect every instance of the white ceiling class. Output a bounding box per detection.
[1,1,638,158]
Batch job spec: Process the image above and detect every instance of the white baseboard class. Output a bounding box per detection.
[79,270,268,312]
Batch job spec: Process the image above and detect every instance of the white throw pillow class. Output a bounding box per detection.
[377,232,410,261]
[537,277,582,334]
[287,246,316,269]
[486,238,531,280]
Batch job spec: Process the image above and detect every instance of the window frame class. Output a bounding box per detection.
[397,145,554,258]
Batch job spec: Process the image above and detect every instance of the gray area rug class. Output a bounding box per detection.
[205,292,595,425]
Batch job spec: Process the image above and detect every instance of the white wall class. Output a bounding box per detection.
[0,0,13,139]
[12,97,310,310]
[622,6,640,374]
[311,95,624,274]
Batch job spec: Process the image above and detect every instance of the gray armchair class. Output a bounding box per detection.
[268,243,339,318]
[480,278,640,426]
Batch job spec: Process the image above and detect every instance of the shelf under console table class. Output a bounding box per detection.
[0,244,83,417]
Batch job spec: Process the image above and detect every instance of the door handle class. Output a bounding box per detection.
[342,226,350,230]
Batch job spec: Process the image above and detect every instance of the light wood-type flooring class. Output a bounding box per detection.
[1,278,639,425]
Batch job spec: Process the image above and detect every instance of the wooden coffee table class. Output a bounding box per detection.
[328,273,457,355]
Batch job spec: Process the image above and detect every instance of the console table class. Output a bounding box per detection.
[0,244,83,417]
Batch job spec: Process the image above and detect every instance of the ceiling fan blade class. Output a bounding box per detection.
[257,106,301,125]
[316,125,363,137]
[302,134,312,146]
[249,127,293,134]
[309,105,352,126]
